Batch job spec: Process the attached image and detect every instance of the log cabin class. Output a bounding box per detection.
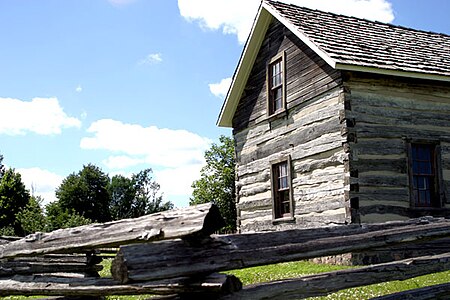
[217,0,450,233]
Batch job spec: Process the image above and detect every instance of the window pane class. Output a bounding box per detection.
[411,143,438,208]
[274,88,282,111]
[273,73,282,86]
[422,162,432,174]
[273,161,291,218]
[279,163,287,176]
[279,177,288,189]
[417,176,424,189]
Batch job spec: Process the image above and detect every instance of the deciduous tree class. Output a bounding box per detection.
[45,201,91,231]
[190,135,236,232]
[0,168,31,235]
[109,169,173,220]
[0,154,5,178]
[56,164,111,222]
[16,196,46,235]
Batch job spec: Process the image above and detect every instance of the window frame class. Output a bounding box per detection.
[266,52,287,118]
[407,140,444,209]
[270,156,294,221]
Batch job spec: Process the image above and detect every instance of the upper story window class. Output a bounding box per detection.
[271,157,294,220]
[267,52,286,116]
[408,142,442,208]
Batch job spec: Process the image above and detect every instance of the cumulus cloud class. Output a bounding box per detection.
[80,119,211,206]
[178,0,394,44]
[178,0,260,43]
[155,164,203,198]
[209,77,232,98]
[0,97,81,135]
[17,167,64,205]
[138,53,163,66]
[80,119,211,169]
[75,85,82,93]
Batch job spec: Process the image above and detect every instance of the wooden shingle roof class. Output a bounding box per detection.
[266,0,450,77]
[217,0,450,127]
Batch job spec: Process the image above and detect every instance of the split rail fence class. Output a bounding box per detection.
[1,203,450,299]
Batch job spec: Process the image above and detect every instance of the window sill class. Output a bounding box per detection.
[272,216,295,225]
[266,108,287,123]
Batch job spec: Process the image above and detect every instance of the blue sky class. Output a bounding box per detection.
[0,0,449,207]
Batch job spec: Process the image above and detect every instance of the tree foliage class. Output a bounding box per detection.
[109,174,136,220]
[0,153,5,178]
[109,169,173,220]
[190,135,236,232]
[0,155,174,235]
[45,201,92,232]
[0,168,31,235]
[56,164,111,222]
[16,196,46,235]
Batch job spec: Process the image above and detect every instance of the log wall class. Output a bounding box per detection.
[232,19,348,232]
[344,72,450,223]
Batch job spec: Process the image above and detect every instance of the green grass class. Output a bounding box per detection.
[2,259,449,300]
[224,260,450,300]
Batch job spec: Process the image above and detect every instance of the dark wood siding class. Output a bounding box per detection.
[232,19,347,232]
[344,72,450,222]
[232,19,342,131]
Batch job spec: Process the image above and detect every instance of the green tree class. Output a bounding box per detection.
[109,169,173,220]
[0,168,31,235]
[56,164,111,222]
[133,169,173,215]
[109,174,136,220]
[45,201,91,232]
[190,135,236,233]
[0,153,5,178]
[16,196,46,235]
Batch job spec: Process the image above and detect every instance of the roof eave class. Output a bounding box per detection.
[262,1,337,69]
[336,63,450,83]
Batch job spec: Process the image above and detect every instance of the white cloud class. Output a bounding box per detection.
[75,85,82,93]
[138,53,163,65]
[178,0,260,44]
[0,97,81,135]
[80,119,211,169]
[178,0,394,44]
[17,167,64,206]
[209,77,232,98]
[80,119,211,207]
[154,164,203,200]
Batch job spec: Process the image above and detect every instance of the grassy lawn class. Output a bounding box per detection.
[226,260,450,299]
[1,258,449,300]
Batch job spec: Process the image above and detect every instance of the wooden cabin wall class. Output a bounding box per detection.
[232,19,348,232]
[344,72,450,223]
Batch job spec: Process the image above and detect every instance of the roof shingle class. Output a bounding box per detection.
[266,0,450,76]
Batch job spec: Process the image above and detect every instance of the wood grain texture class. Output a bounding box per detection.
[370,282,450,300]
[0,273,241,297]
[220,252,450,300]
[0,203,224,259]
[111,217,450,283]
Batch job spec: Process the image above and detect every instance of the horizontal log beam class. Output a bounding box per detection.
[220,252,450,299]
[0,203,224,259]
[0,273,241,297]
[112,217,450,283]
[369,282,450,300]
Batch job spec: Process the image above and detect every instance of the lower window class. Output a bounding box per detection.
[271,157,294,219]
[408,142,441,208]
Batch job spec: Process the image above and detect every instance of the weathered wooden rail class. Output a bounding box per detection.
[1,204,450,299]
